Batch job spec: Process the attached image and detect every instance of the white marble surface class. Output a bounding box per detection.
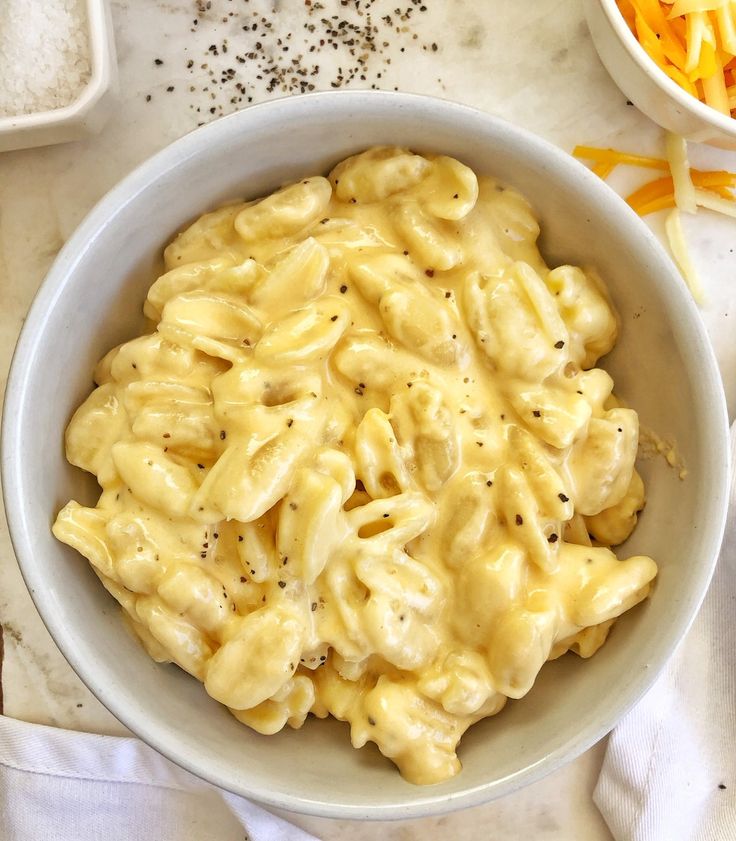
[0,0,734,838]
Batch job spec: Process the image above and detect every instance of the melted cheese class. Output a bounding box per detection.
[53,147,657,785]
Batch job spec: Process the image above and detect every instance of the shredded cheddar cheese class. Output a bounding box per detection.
[573,136,736,303]
[694,185,736,214]
[616,0,736,118]
[665,209,705,301]
[573,146,669,169]
[665,132,697,212]
[572,143,736,215]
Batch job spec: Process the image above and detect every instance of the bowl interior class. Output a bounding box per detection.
[2,92,729,819]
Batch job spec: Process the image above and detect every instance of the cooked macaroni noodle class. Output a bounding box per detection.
[53,147,657,785]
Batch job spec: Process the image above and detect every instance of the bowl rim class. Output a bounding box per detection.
[1,89,731,819]
[597,0,736,139]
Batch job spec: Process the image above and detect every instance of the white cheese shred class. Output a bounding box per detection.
[694,186,736,218]
[664,209,705,304]
[665,132,697,215]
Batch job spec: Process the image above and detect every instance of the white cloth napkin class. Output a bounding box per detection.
[594,422,736,841]
[0,714,318,841]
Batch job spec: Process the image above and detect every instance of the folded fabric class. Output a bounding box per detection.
[0,714,318,841]
[594,423,736,841]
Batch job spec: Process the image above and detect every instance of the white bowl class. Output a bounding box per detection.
[584,0,736,149]
[0,0,117,153]
[1,91,730,819]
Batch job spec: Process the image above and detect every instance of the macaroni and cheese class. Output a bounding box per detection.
[53,147,657,785]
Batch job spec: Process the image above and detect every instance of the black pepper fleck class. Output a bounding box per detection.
[149,3,439,145]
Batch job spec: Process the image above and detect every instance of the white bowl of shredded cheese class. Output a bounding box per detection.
[1,92,730,818]
[0,0,117,152]
[584,0,736,149]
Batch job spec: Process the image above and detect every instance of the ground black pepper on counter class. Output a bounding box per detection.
[147,0,440,124]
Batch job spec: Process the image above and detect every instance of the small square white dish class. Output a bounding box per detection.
[0,0,117,154]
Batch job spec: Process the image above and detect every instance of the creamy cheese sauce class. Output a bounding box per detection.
[53,147,657,785]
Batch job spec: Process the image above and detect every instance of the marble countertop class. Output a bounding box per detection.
[0,1,733,838]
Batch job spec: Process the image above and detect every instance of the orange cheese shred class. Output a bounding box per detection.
[572,146,669,169]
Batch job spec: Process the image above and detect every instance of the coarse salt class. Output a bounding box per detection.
[0,0,91,118]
